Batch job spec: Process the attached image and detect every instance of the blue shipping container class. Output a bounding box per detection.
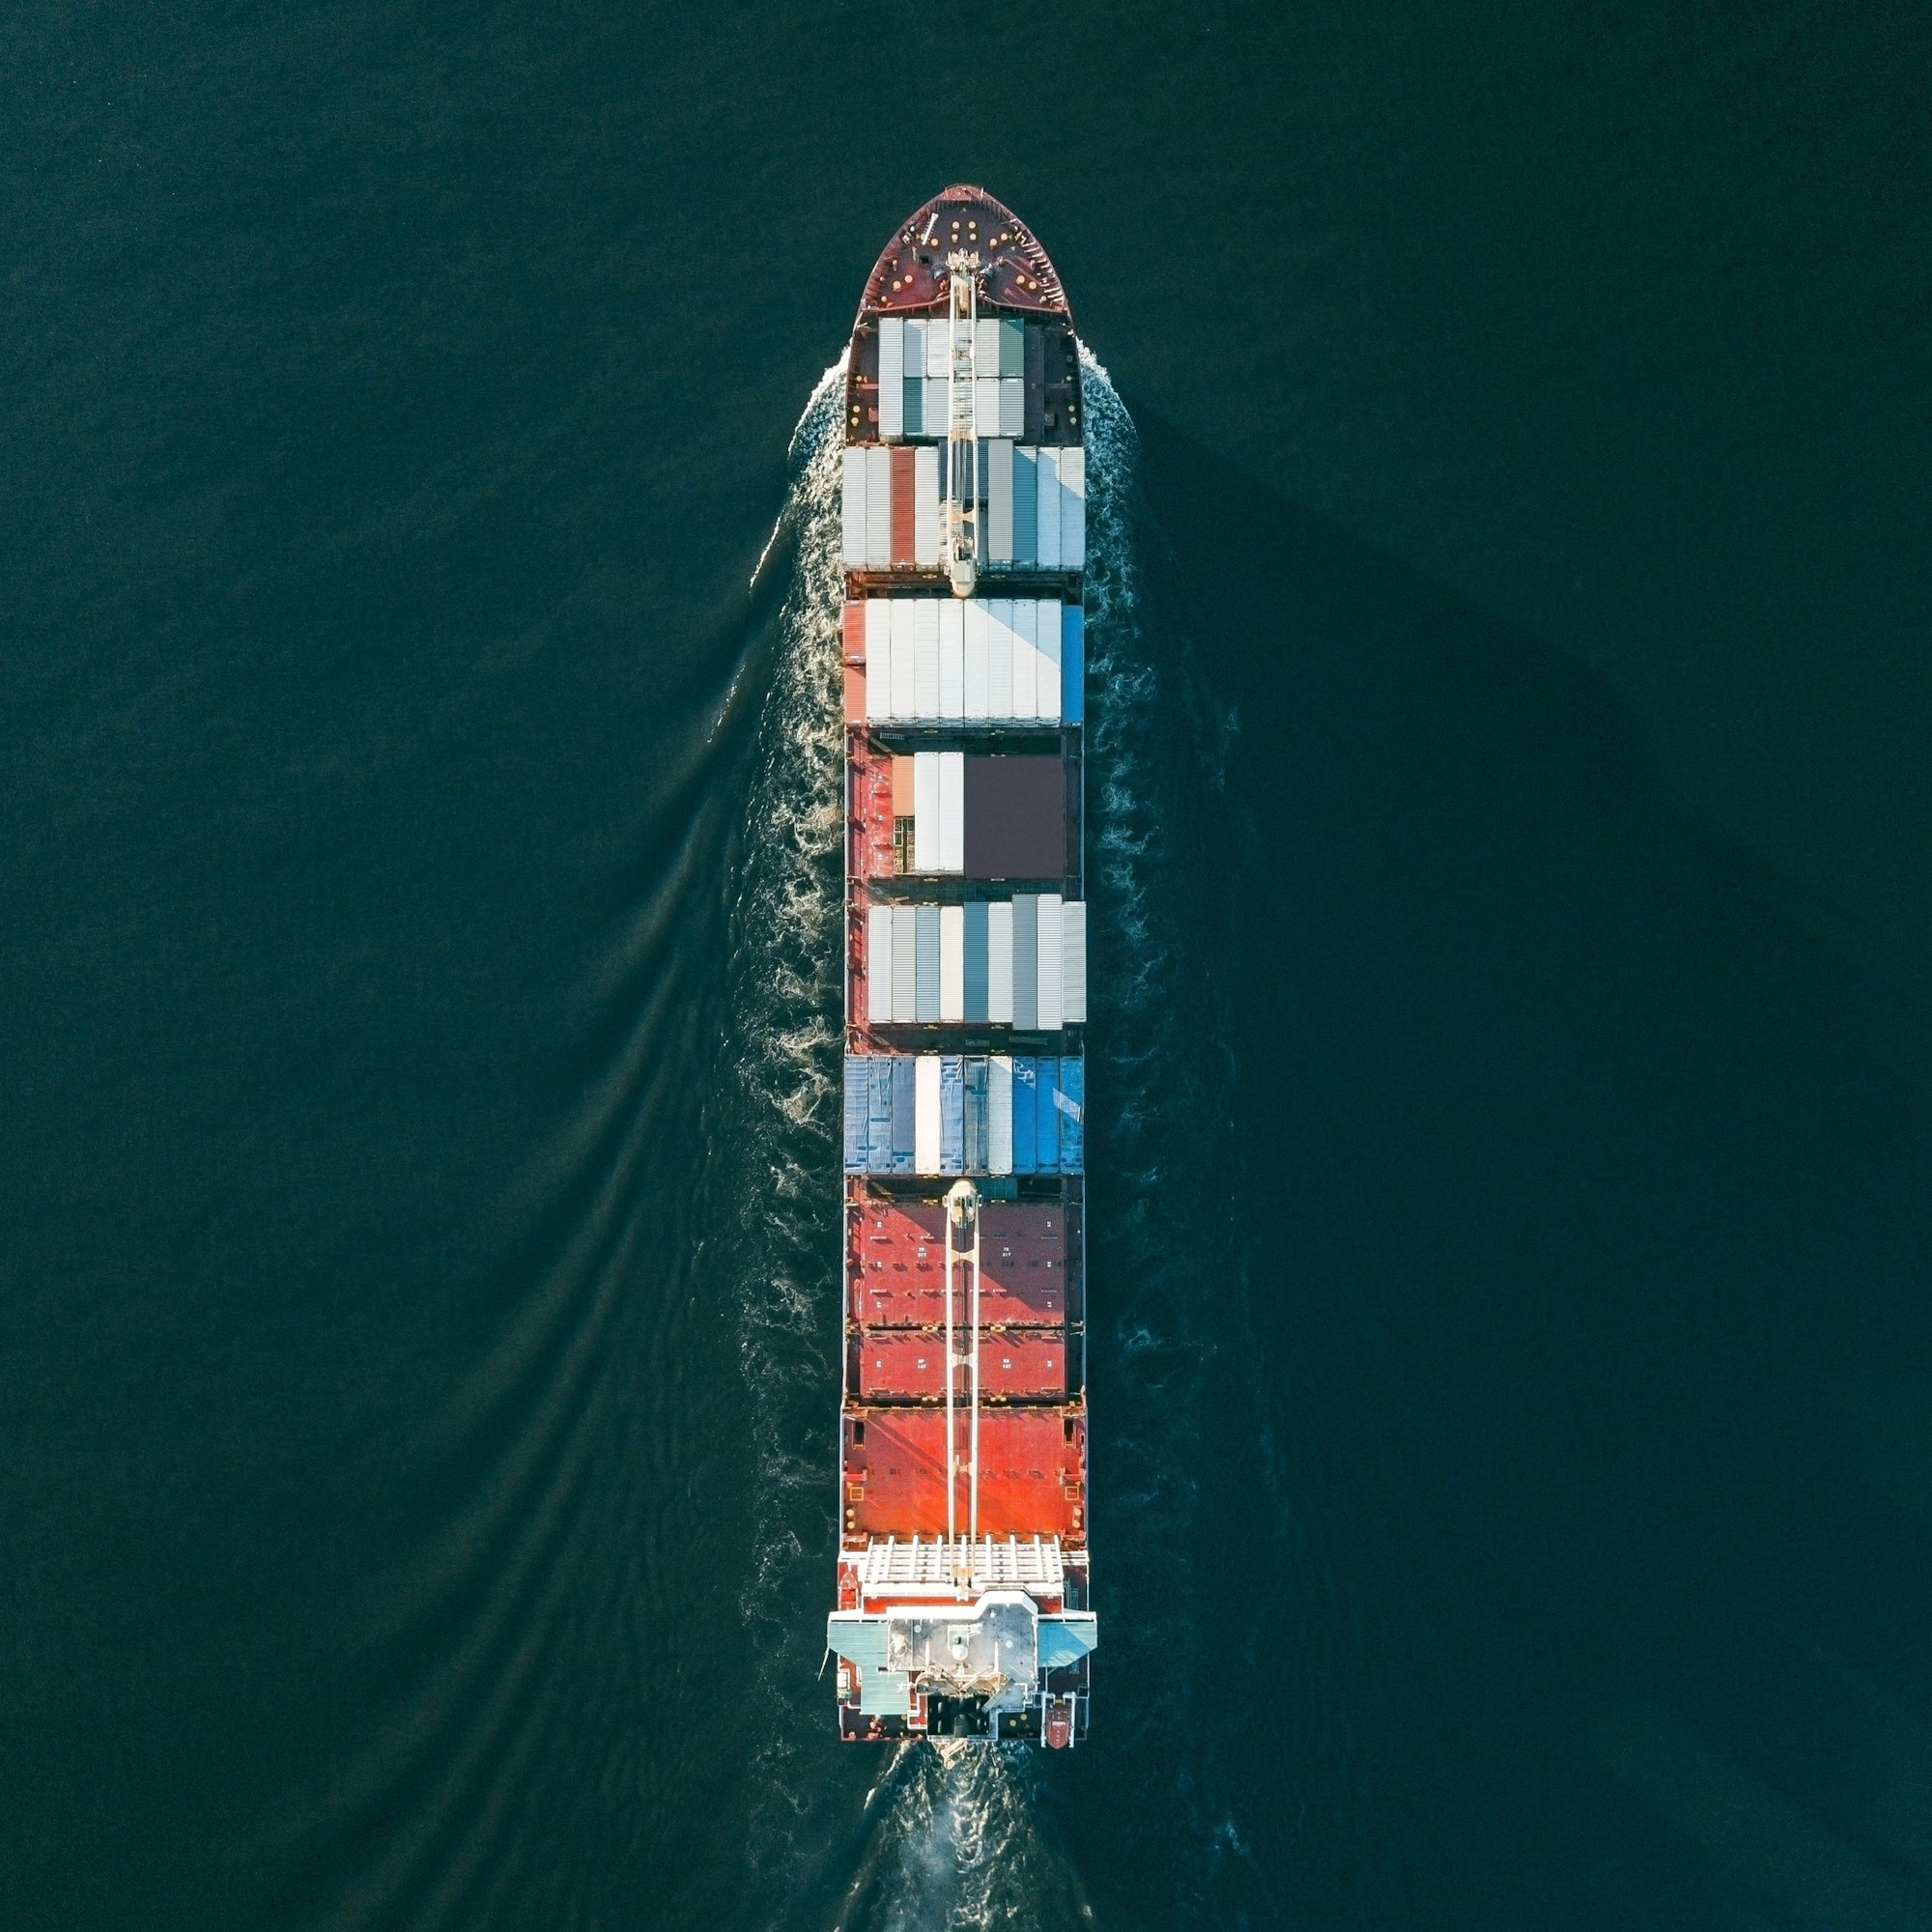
[964,1056,989,1172]
[1011,1056,1037,1173]
[843,1056,868,1173]
[940,1056,964,1175]
[891,1059,916,1174]
[1037,1056,1060,1172]
[867,1058,894,1173]
[1062,607,1084,724]
[1058,1056,1085,1172]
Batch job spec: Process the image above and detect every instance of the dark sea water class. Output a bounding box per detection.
[7,5,1931,1928]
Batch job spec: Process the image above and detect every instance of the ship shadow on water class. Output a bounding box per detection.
[1034,413,1932,1930]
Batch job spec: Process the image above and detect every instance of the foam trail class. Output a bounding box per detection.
[726,347,1158,1927]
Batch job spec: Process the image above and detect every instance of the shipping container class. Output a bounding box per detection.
[1037,893,1064,1030]
[878,318,904,439]
[843,1056,868,1171]
[938,599,964,718]
[999,378,1024,437]
[912,752,941,871]
[975,316,1001,375]
[1037,1057,1060,1173]
[903,375,923,438]
[891,903,916,1022]
[903,319,925,392]
[890,753,913,817]
[866,599,894,718]
[1036,445,1062,567]
[866,444,891,568]
[963,597,989,719]
[924,376,948,439]
[1011,600,1037,719]
[914,904,940,1022]
[891,1057,915,1172]
[988,1054,1013,1175]
[1062,605,1084,724]
[1060,445,1086,567]
[963,900,989,1022]
[986,439,1013,562]
[914,1053,941,1175]
[975,376,1000,440]
[987,898,1013,1024]
[939,1055,963,1175]
[842,447,867,566]
[1058,1056,1084,1170]
[912,599,939,716]
[1012,1057,1037,1172]
[891,599,916,720]
[1012,448,1037,564]
[963,755,1065,879]
[1036,596,1063,722]
[925,317,950,378]
[938,750,964,871]
[985,599,1014,719]
[999,318,1024,378]
[914,446,940,564]
[867,904,893,1023]
[1061,899,1087,1023]
[1012,895,1038,1028]
[890,446,915,567]
[963,1054,989,1171]
[940,903,964,1022]
[867,1057,893,1172]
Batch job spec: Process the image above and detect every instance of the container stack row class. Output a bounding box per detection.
[840,443,1086,570]
[864,897,1087,1027]
[842,1053,1086,1177]
[843,598,1083,724]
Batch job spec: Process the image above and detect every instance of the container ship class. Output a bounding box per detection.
[828,186,1096,1746]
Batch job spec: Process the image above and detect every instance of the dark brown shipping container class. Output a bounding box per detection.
[964,755,1065,879]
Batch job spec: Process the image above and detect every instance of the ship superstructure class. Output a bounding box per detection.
[829,187,1094,1745]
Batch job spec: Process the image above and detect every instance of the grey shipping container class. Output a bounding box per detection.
[1011,893,1039,1028]
[1012,448,1037,564]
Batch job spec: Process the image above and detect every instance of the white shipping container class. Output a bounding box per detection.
[891,600,917,721]
[975,376,1000,440]
[988,1054,1014,1175]
[923,377,948,440]
[891,904,917,1022]
[913,600,940,717]
[926,318,950,378]
[1036,446,1061,567]
[903,319,925,385]
[1061,900,1087,1023]
[987,899,1014,1024]
[999,377,1024,437]
[938,600,964,718]
[986,600,1014,719]
[867,904,894,1023]
[1037,893,1064,1030]
[842,448,867,566]
[1011,599,1037,720]
[879,319,904,440]
[914,446,940,564]
[938,752,964,873]
[865,598,893,720]
[963,598,989,719]
[913,753,941,872]
[1036,596,1063,722]
[867,445,892,568]
[974,317,1001,373]
[1060,445,1086,566]
[986,439,1013,562]
[915,1054,941,1176]
[940,904,964,1022]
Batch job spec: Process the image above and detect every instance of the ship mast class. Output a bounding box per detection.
[944,1179,982,1588]
[943,253,981,598]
